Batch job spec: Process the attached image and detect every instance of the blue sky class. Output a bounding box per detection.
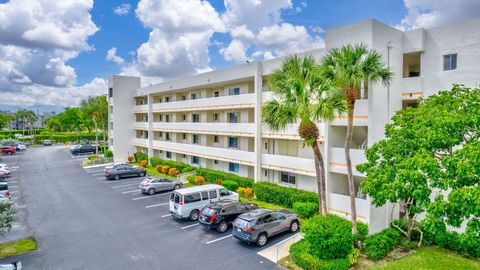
[0,0,478,112]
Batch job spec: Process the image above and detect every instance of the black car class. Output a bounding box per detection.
[70,144,96,156]
[199,200,257,233]
[105,164,146,180]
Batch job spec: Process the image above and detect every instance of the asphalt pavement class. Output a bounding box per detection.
[0,146,287,269]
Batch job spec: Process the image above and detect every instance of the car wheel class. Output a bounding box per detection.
[148,188,155,195]
[256,233,268,247]
[290,220,299,232]
[113,174,120,180]
[174,184,181,190]
[189,210,199,221]
[139,172,146,177]
[217,221,228,233]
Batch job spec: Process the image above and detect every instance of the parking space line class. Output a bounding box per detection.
[161,214,171,218]
[9,181,18,184]
[9,185,18,189]
[97,177,106,180]
[104,178,141,184]
[86,170,104,173]
[121,190,140,194]
[206,235,233,244]
[112,183,137,189]
[10,191,17,194]
[7,177,17,180]
[92,173,104,176]
[132,194,168,200]
[145,203,169,208]
[181,223,199,230]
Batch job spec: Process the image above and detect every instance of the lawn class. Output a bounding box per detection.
[365,247,480,270]
[0,237,37,258]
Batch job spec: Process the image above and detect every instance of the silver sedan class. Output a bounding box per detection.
[139,177,183,195]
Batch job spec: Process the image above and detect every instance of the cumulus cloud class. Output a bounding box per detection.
[398,0,480,30]
[106,47,125,65]
[114,3,131,15]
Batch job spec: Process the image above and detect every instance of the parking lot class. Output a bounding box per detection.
[0,146,294,269]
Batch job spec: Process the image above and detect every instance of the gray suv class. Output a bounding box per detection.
[232,208,299,247]
[139,177,182,195]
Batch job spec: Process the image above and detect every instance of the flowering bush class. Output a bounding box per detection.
[127,156,134,163]
[156,165,163,172]
[139,160,148,168]
[187,174,196,185]
[215,179,222,185]
[195,176,205,185]
[168,168,180,176]
[237,187,254,200]
[161,165,170,174]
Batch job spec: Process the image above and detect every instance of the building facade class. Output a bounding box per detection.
[108,19,480,233]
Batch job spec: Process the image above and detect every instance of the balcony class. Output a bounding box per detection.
[134,138,149,147]
[134,122,148,130]
[134,104,149,113]
[152,140,255,166]
[151,93,255,112]
[329,147,366,176]
[401,77,424,99]
[331,99,368,126]
[262,123,325,141]
[152,122,255,137]
[328,192,369,222]
[261,154,316,176]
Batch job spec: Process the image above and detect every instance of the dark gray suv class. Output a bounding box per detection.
[232,208,299,247]
[105,164,146,180]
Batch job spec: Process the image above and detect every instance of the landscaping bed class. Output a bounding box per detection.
[0,237,37,259]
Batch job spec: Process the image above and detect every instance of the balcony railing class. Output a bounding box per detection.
[152,140,255,166]
[133,138,149,147]
[261,154,316,176]
[151,93,255,112]
[134,104,149,113]
[401,76,423,97]
[328,192,369,222]
[152,122,255,137]
[262,123,325,141]
[329,147,366,176]
[134,122,148,130]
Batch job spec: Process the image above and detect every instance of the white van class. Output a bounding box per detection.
[169,184,239,220]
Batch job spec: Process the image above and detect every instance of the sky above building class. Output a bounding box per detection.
[0,0,479,112]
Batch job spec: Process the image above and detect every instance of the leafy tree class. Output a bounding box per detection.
[0,113,12,129]
[0,200,17,235]
[358,85,480,244]
[263,55,347,215]
[322,44,393,233]
[80,96,107,156]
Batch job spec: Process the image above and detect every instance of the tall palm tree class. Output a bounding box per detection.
[322,44,393,233]
[80,97,101,156]
[263,55,347,215]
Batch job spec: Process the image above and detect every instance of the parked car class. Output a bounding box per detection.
[0,146,15,155]
[105,164,146,180]
[0,261,22,270]
[43,139,52,146]
[169,184,239,221]
[104,163,128,172]
[70,144,96,156]
[0,172,5,180]
[0,164,12,176]
[232,208,300,247]
[0,182,10,199]
[139,177,182,195]
[16,144,27,151]
[199,200,257,232]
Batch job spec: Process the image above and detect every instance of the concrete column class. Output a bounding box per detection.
[253,62,263,182]
[147,94,153,164]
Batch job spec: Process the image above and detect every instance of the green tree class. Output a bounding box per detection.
[80,96,107,156]
[0,200,17,235]
[357,85,480,243]
[322,44,393,233]
[263,55,347,215]
[45,116,61,132]
[0,113,12,129]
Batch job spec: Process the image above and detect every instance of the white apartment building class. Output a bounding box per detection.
[108,18,480,233]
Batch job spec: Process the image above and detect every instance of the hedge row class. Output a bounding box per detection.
[290,240,350,270]
[0,129,47,137]
[150,157,196,174]
[424,227,480,258]
[364,228,401,260]
[254,182,318,209]
[195,167,253,188]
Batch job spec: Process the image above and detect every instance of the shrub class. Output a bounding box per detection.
[168,168,180,176]
[353,222,369,244]
[196,167,254,187]
[237,187,254,200]
[459,232,480,258]
[401,240,416,251]
[127,156,134,163]
[161,165,170,174]
[254,182,318,209]
[222,180,238,191]
[215,179,222,185]
[290,240,350,270]
[293,202,318,218]
[134,152,148,162]
[195,176,205,185]
[156,165,163,172]
[364,228,401,260]
[187,174,196,185]
[139,160,148,168]
[87,154,97,160]
[104,150,113,158]
[302,215,353,260]
[348,247,360,266]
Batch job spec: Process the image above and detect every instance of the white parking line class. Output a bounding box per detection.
[86,170,104,173]
[145,203,169,208]
[7,177,17,180]
[161,214,171,218]
[104,178,141,184]
[9,181,18,184]
[206,235,233,244]
[181,223,199,230]
[9,185,18,189]
[10,191,17,194]
[92,173,104,176]
[131,194,167,200]
[112,183,137,189]
[121,189,140,194]
[97,177,106,180]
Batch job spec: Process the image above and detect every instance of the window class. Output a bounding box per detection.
[214,91,220,97]
[213,135,219,143]
[201,191,209,200]
[214,160,218,164]
[182,154,187,158]
[443,54,457,71]
[191,92,200,100]
[182,114,186,121]
[228,162,239,173]
[165,96,171,102]
[264,142,268,150]
[192,114,200,123]
[158,132,163,138]
[184,193,201,204]
[228,112,238,123]
[264,170,268,177]
[159,115,163,122]
[193,134,199,144]
[182,95,187,100]
[166,133,171,141]
[213,113,218,122]
[219,189,231,197]
[228,87,240,95]
[182,133,187,140]
[165,114,170,122]
[192,156,200,164]
[166,151,172,159]
[228,137,238,148]
[209,189,217,199]
[281,172,296,185]
[108,88,113,98]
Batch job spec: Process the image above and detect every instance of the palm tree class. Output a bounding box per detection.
[322,44,393,233]
[263,55,347,215]
[80,97,101,156]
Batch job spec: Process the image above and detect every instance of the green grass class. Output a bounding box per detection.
[144,166,176,180]
[366,247,480,270]
[0,237,37,258]
[239,197,285,210]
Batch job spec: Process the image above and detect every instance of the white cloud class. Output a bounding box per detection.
[122,0,225,79]
[106,47,125,65]
[398,0,480,30]
[220,39,249,62]
[114,3,131,16]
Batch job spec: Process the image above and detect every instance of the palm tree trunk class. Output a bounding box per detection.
[363,79,368,99]
[92,117,99,157]
[101,117,106,153]
[312,141,328,215]
[345,93,358,234]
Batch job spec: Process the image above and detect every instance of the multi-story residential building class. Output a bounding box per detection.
[108,18,480,233]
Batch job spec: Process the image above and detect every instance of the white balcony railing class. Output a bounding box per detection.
[329,147,366,176]
[261,123,326,141]
[134,138,149,147]
[152,122,255,137]
[151,93,255,112]
[328,192,369,221]
[261,154,316,176]
[401,76,423,95]
[134,122,149,130]
[152,140,255,166]
[134,104,149,113]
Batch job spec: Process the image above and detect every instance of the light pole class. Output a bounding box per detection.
[386,40,393,228]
